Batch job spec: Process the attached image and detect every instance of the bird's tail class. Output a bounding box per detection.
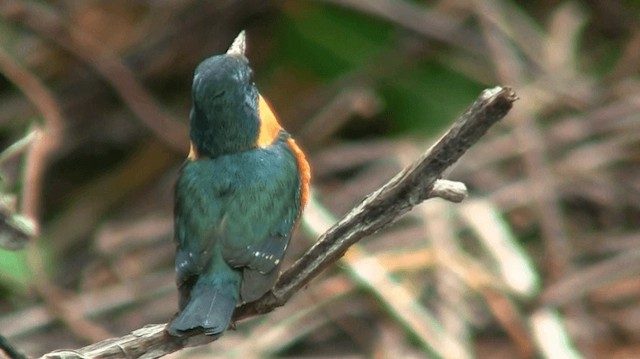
[167,273,239,336]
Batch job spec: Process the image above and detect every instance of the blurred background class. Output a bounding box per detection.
[0,0,639,358]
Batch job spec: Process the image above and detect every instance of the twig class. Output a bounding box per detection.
[41,86,517,358]
[475,0,576,281]
[459,199,539,297]
[299,86,382,147]
[0,0,188,152]
[423,200,473,358]
[528,308,582,359]
[541,249,640,307]
[0,206,35,251]
[303,192,471,358]
[0,42,116,342]
[0,44,63,232]
[0,134,38,248]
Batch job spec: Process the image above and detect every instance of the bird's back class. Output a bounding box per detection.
[169,133,305,335]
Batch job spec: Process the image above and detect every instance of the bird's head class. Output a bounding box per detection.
[189,31,262,158]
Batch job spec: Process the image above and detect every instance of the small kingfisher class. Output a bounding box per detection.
[167,31,310,336]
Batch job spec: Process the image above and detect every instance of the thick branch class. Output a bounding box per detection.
[42,86,517,359]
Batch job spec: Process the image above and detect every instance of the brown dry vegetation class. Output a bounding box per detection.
[0,1,639,358]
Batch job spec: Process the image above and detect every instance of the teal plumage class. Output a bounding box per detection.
[167,32,309,336]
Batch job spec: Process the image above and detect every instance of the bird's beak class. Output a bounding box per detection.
[226,30,246,56]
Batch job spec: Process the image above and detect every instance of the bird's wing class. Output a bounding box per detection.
[173,160,232,294]
[219,142,303,301]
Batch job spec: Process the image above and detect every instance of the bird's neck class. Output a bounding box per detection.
[189,101,259,158]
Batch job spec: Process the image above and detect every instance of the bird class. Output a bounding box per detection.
[167,31,310,336]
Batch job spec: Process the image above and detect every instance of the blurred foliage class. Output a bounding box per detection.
[276,5,396,78]
[269,3,485,135]
[0,0,639,357]
[0,250,30,291]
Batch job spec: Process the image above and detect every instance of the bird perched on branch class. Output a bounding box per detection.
[167,31,310,336]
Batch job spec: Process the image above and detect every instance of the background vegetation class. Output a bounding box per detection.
[0,0,639,357]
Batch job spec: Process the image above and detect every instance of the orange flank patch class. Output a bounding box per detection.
[256,94,310,210]
[256,95,283,147]
[287,138,311,210]
[187,142,199,160]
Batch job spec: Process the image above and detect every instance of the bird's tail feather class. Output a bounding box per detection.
[167,279,237,336]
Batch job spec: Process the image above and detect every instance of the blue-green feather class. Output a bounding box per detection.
[168,133,301,335]
[168,50,305,336]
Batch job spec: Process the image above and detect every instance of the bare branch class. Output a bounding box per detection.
[41,86,517,359]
